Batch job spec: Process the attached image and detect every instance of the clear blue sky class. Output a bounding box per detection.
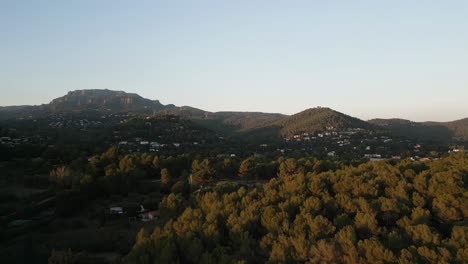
[1,1,467,121]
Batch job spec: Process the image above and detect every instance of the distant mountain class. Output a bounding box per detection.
[1,89,466,142]
[276,107,371,137]
[369,117,468,142]
[442,118,468,141]
[193,107,372,139]
[0,89,179,119]
[0,105,39,119]
[48,89,173,112]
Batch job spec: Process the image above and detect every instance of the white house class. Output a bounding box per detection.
[140,211,160,222]
[109,207,124,215]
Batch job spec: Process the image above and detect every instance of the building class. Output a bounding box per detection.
[109,207,124,215]
[140,210,160,222]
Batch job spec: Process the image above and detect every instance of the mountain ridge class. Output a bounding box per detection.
[1,89,467,141]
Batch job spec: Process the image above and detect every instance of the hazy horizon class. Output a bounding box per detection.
[1,1,467,122]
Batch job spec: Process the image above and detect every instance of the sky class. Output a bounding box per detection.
[1,1,467,122]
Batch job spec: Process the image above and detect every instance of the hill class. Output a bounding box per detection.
[369,118,468,142]
[1,89,466,142]
[276,107,371,137]
[0,89,177,119]
[435,118,468,141]
[48,89,173,113]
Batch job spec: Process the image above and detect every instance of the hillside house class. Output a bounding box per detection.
[110,207,124,215]
[140,211,160,222]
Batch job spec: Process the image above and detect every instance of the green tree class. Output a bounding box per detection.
[161,168,171,185]
[239,158,255,178]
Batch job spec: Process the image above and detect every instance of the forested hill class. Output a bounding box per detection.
[437,118,468,141]
[276,107,372,137]
[48,89,173,112]
[0,89,178,119]
[123,153,468,263]
[369,118,468,142]
[1,89,467,142]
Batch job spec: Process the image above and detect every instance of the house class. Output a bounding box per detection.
[260,144,268,147]
[140,210,160,222]
[173,143,180,147]
[110,207,124,215]
[230,154,236,157]
[140,141,149,145]
[119,141,128,145]
[328,151,336,157]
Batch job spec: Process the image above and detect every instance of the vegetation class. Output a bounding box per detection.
[0,90,467,264]
[277,107,371,137]
[123,153,468,263]
[2,89,467,142]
